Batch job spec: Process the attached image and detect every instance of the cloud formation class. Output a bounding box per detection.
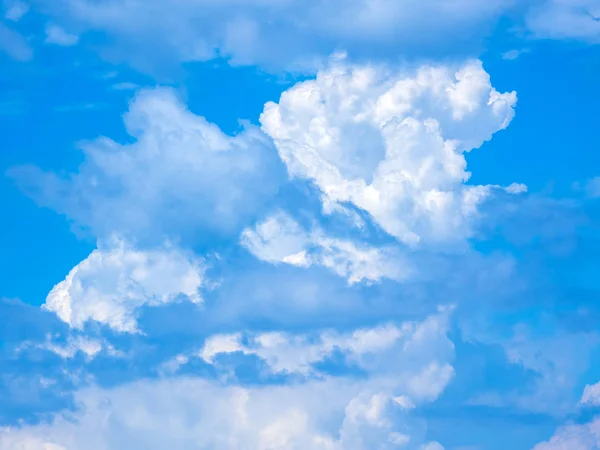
[8,87,283,245]
[44,238,205,332]
[261,57,517,247]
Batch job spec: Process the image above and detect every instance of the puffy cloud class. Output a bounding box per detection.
[44,238,205,333]
[241,211,411,284]
[260,57,517,247]
[527,0,600,43]
[532,418,600,450]
[8,87,283,246]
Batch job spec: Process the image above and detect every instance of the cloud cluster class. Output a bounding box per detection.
[261,58,517,247]
[241,211,411,284]
[5,28,600,449]
[44,238,205,333]
[183,307,454,391]
[0,308,454,449]
[0,376,446,450]
[8,88,283,245]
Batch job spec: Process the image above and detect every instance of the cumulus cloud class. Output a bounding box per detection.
[43,238,205,333]
[260,57,517,247]
[8,87,283,245]
[241,211,412,284]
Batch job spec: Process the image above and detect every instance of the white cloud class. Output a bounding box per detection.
[197,324,406,376]
[527,0,600,43]
[532,418,600,450]
[45,23,79,46]
[0,376,442,450]
[260,57,517,247]
[0,309,454,449]
[29,334,103,360]
[581,381,600,406]
[187,307,455,402]
[44,238,205,333]
[241,211,411,284]
[8,87,282,245]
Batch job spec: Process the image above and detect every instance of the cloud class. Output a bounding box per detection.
[110,82,140,91]
[44,23,79,46]
[4,1,29,21]
[241,211,412,284]
[585,177,600,198]
[532,418,600,450]
[43,238,205,333]
[260,57,517,247]
[527,0,600,43]
[192,307,454,387]
[25,0,600,75]
[8,87,284,246]
[502,49,530,60]
[0,22,32,60]
[0,307,455,449]
[31,0,512,73]
[581,381,600,406]
[20,334,104,360]
[0,376,440,450]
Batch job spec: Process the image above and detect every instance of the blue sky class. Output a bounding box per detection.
[1,1,600,449]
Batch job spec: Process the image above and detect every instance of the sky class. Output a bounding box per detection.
[1,0,600,449]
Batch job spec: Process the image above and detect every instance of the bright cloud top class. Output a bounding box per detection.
[261,57,517,246]
[241,211,411,284]
[44,239,205,333]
